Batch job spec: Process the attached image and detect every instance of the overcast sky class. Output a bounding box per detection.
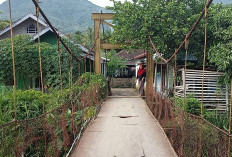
[0,0,5,5]
[88,0,132,7]
[0,0,132,7]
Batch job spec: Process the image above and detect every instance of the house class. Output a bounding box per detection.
[174,67,229,113]
[0,13,107,89]
[0,13,48,40]
[116,49,147,78]
[108,49,146,88]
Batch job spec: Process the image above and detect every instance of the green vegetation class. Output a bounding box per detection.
[172,95,202,116]
[0,35,84,88]
[109,0,206,58]
[0,73,107,125]
[208,4,232,84]
[108,1,232,67]
[106,50,126,77]
[0,73,107,156]
[172,95,231,132]
[70,27,94,49]
[0,11,9,31]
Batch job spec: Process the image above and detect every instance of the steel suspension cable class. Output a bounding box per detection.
[8,0,18,156]
[35,2,47,155]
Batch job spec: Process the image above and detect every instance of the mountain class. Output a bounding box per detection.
[0,0,231,33]
[0,0,107,33]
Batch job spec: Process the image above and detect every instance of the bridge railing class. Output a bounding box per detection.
[0,84,103,157]
[148,92,231,157]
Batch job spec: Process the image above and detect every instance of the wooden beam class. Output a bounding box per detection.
[92,13,114,20]
[94,20,101,74]
[102,20,114,28]
[101,43,123,49]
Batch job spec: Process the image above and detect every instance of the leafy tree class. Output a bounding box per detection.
[0,11,9,31]
[106,50,126,77]
[108,0,207,98]
[108,0,206,59]
[0,35,82,88]
[71,27,94,49]
[208,4,232,84]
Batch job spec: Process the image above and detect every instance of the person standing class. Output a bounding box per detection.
[137,63,146,96]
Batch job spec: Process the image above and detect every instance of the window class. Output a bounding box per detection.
[27,24,37,34]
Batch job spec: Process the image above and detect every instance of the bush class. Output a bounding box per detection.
[0,73,107,124]
[172,94,202,116]
[204,111,230,131]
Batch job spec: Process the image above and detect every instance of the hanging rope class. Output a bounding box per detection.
[78,62,81,77]
[57,37,63,104]
[35,1,47,155]
[173,54,177,98]
[149,36,167,63]
[198,3,209,156]
[69,54,75,137]
[161,59,163,94]
[166,63,169,96]
[89,57,92,73]
[8,0,18,156]
[180,36,189,156]
[167,0,213,62]
[84,58,87,73]
[155,59,158,91]
[201,4,208,117]
[183,37,189,101]
[228,78,232,157]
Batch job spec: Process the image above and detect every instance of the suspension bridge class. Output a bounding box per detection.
[0,0,231,157]
[71,89,177,157]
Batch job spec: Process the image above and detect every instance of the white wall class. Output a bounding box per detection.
[0,18,46,40]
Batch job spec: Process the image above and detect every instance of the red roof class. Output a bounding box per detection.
[117,49,146,60]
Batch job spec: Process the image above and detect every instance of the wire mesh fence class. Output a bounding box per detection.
[0,84,102,157]
[149,92,232,157]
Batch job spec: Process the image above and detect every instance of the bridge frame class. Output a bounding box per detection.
[92,13,122,74]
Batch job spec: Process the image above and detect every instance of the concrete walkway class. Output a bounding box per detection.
[71,88,177,157]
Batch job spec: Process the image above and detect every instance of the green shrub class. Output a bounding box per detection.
[204,111,230,131]
[172,94,202,116]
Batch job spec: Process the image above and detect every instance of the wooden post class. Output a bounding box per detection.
[94,19,101,74]
[146,51,154,104]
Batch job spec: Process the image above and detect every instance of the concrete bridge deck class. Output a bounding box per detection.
[71,88,177,157]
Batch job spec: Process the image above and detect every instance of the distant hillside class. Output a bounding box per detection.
[0,0,231,33]
[0,0,107,33]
